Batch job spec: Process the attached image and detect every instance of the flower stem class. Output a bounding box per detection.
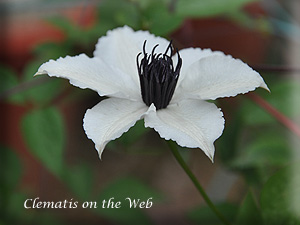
[0,77,49,101]
[167,141,231,225]
[247,93,300,138]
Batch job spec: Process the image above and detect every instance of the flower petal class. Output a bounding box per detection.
[176,54,269,100]
[173,48,225,82]
[83,98,148,157]
[35,54,140,100]
[144,100,224,161]
[94,26,170,86]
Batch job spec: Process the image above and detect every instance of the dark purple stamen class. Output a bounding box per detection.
[136,40,182,110]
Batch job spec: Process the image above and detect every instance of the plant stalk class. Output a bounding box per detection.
[167,141,231,225]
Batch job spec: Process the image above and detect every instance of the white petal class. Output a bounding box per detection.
[171,48,225,102]
[173,47,225,83]
[94,26,170,86]
[144,100,224,161]
[177,54,269,101]
[83,98,148,157]
[35,54,140,100]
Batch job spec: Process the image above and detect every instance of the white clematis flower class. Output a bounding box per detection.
[35,26,269,161]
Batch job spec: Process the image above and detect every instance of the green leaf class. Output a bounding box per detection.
[22,107,65,176]
[47,16,78,38]
[261,165,300,225]
[46,16,95,47]
[0,65,25,103]
[236,191,263,225]
[143,0,184,36]
[227,10,272,33]
[22,60,62,104]
[33,42,72,60]
[0,146,23,221]
[97,177,161,225]
[0,146,40,225]
[4,192,28,220]
[99,0,140,29]
[118,120,149,147]
[0,144,63,225]
[216,109,242,163]
[231,129,291,168]
[63,164,94,200]
[187,202,238,224]
[176,0,257,18]
[0,145,22,191]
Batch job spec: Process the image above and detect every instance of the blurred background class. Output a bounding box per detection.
[1,0,300,224]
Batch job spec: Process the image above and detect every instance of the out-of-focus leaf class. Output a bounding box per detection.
[63,164,94,200]
[22,60,62,104]
[99,0,140,29]
[241,80,300,126]
[97,177,161,225]
[0,146,64,225]
[22,107,65,176]
[228,10,272,33]
[118,120,149,146]
[187,202,238,225]
[47,16,97,47]
[47,16,78,38]
[98,0,183,36]
[0,146,31,224]
[143,0,183,36]
[5,192,28,220]
[231,130,291,168]
[33,42,72,60]
[0,146,21,191]
[236,191,263,225]
[176,0,256,18]
[0,65,25,103]
[216,109,242,163]
[0,146,23,223]
[261,165,300,225]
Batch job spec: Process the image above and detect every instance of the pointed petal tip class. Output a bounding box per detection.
[34,66,46,76]
[143,103,157,118]
[34,70,46,77]
[199,141,215,163]
[98,151,103,161]
[149,103,157,112]
[95,144,104,161]
[260,82,271,93]
[205,150,214,163]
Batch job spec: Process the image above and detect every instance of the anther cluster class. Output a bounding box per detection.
[137,41,182,110]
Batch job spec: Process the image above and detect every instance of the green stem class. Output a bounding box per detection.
[167,141,231,225]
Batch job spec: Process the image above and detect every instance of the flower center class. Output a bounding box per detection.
[136,40,182,110]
